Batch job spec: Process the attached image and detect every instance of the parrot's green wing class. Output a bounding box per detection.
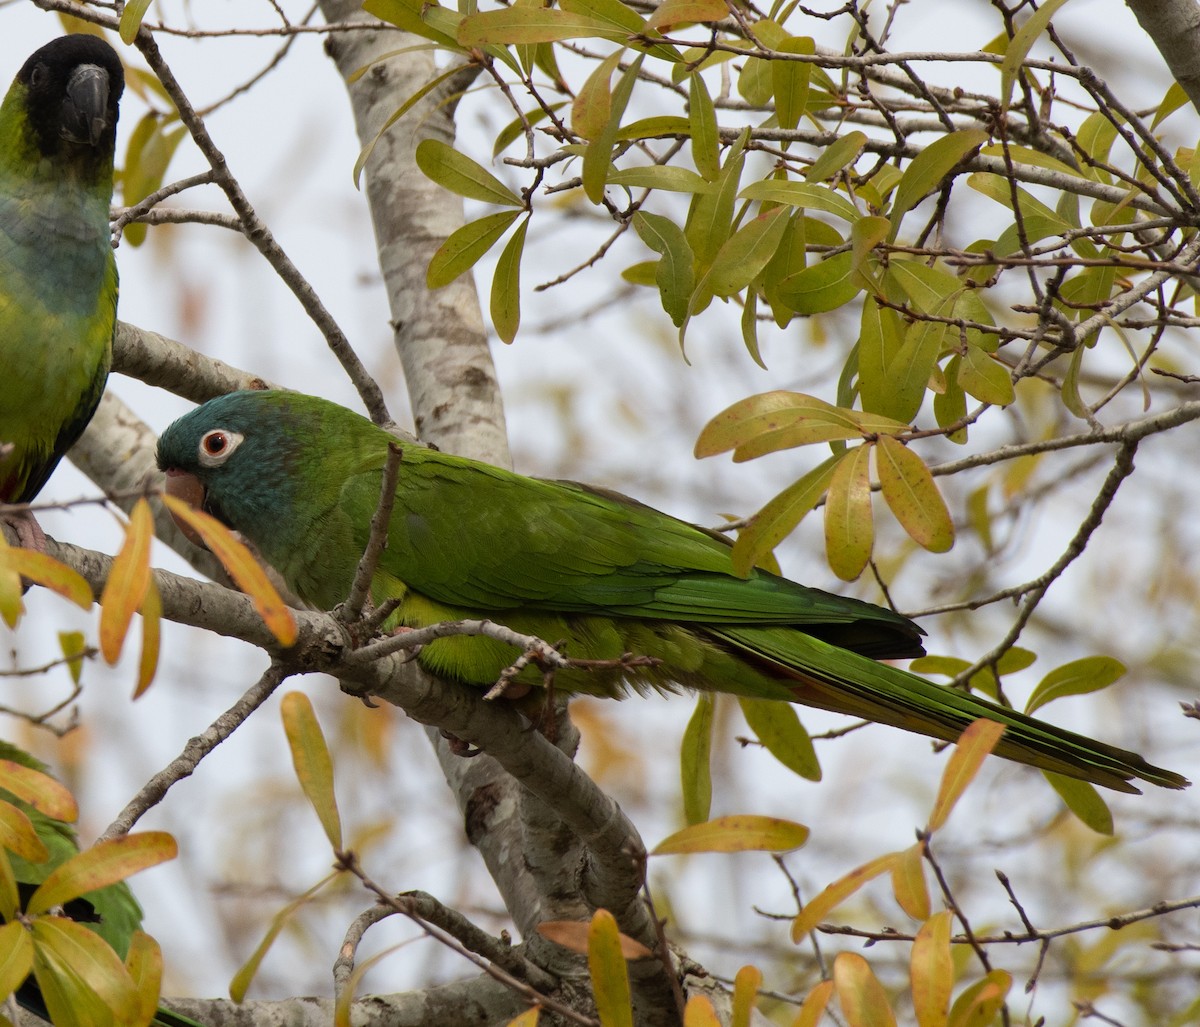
[0,741,206,1027]
[0,36,122,508]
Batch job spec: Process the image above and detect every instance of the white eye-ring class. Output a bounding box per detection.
[197,428,244,468]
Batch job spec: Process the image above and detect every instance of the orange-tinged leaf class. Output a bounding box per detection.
[0,759,76,822]
[573,51,620,140]
[507,1009,541,1027]
[538,919,653,959]
[732,965,762,1027]
[0,532,25,627]
[792,979,834,1027]
[684,994,723,1027]
[654,815,809,856]
[946,969,1011,1027]
[30,916,140,1026]
[0,848,16,923]
[28,832,178,916]
[646,0,726,29]
[100,499,154,664]
[911,911,954,1027]
[876,435,955,553]
[891,840,930,920]
[588,909,634,1027]
[0,800,48,864]
[834,952,897,1027]
[825,445,874,581]
[162,495,298,647]
[680,693,713,825]
[2,548,92,609]
[928,719,1006,832]
[133,575,161,698]
[583,54,643,204]
[791,852,897,940]
[0,920,33,1003]
[281,692,343,850]
[125,930,163,1027]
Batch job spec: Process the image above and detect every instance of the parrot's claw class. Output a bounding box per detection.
[439,730,482,758]
[3,508,47,552]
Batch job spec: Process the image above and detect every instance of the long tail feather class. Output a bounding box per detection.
[713,626,1189,793]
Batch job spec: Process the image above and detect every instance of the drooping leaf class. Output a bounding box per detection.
[0,801,47,864]
[689,72,719,181]
[634,211,695,326]
[825,445,874,581]
[99,499,154,665]
[125,931,164,1027]
[587,910,634,1027]
[698,205,789,299]
[791,854,898,940]
[998,0,1072,111]
[876,436,954,553]
[775,251,860,314]
[281,692,343,850]
[890,841,930,920]
[573,51,621,140]
[890,130,988,235]
[793,980,835,1027]
[133,575,161,699]
[0,921,33,1007]
[731,965,762,1027]
[738,698,820,780]
[911,911,954,1027]
[730,456,839,577]
[772,36,814,130]
[1044,773,1113,835]
[491,215,529,343]
[833,951,898,1027]
[538,920,652,959]
[118,0,154,42]
[680,694,713,825]
[958,344,1014,406]
[583,54,643,203]
[30,917,140,1027]
[946,969,1012,1027]
[428,210,522,289]
[927,719,1006,832]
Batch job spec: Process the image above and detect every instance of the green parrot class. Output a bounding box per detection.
[0,740,203,1027]
[156,390,1188,795]
[0,36,123,549]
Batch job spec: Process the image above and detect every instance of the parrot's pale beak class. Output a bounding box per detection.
[62,64,111,146]
[163,469,208,549]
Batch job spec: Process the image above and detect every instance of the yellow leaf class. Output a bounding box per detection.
[684,994,723,1027]
[791,852,897,940]
[0,801,49,864]
[680,694,713,825]
[792,979,834,1027]
[162,495,298,647]
[646,0,726,29]
[834,952,897,1027]
[573,51,620,140]
[28,832,178,916]
[588,910,634,1027]
[730,456,839,577]
[119,0,154,42]
[876,435,955,553]
[911,911,954,1027]
[100,499,154,664]
[281,692,343,850]
[507,1009,541,1027]
[928,719,1006,832]
[31,916,140,1026]
[653,815,809,856]
[125,931,163,1027]
[2,548,93,610]
[824,445,874,581]
[732,965,762,1027]
[58,630,88,684]
[0,532,27,627]
[133,575,161,699]
[537,920,653,959]
[0,921,34,1005]
[946,969,1011,1027]
[890,840,930,920]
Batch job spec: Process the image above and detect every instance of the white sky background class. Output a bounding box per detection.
[3,0,1200,1019]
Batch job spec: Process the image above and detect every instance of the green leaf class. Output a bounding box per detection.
[1045,772,1113,834]
[933,354,968,444]
[824,445,874,581]
[583,54,643,203]
[698,206,789,299]
[634,212,695,326]
[857,295,905,418]
[281,692,343,850]
[607,166,715,193]
[427,210,521,289]
[999,0,1073,111]
[806,131,867,182]
[876,436,954,553]
[773,37,814,130]
[738,180,861,222]
[774,251,860,314]
[653,815,809,855]
[646,0,727,29]
[364,0,463,47]
[739,698,820,780]
[415,138,522,206]
[946,970,1012,1027]
[680,694,713,825]
[490,215,528,344]
[587,910,634,1027]
[685,131,748,268]
[560,0,681,62]
[119,0,154,42]
[730,456,839,576]
[890,130,988,236]
[958,344,1015,406]
[1024,656,1125,715]
[458,6,632,45]
[121,114,186,246]
[689,73,719,181]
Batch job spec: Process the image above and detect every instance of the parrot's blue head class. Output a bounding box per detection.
[156,391,305,548]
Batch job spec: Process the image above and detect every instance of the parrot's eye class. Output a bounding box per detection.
[197,429,244,468]
[29,64,46,89]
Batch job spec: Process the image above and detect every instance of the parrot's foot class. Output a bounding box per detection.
[2,508,47,552]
